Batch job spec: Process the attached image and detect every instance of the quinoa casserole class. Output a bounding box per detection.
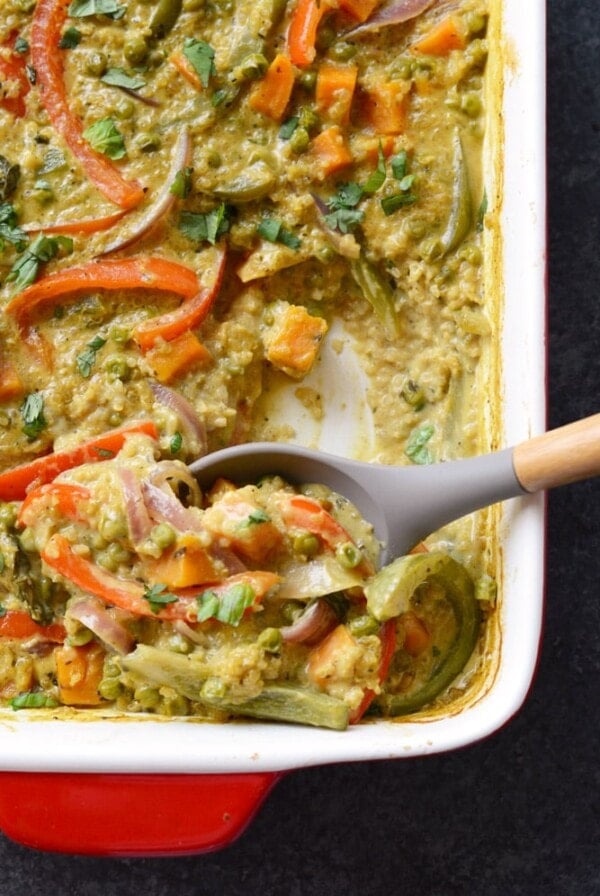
[0,0,495,729]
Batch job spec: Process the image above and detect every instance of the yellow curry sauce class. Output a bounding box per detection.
[0,0,493,727]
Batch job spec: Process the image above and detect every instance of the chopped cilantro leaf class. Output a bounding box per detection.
[0,202,27,253]
[170,166,193,199]
[179,204,231,245]
[76,335,107,378]
[405,423,435,465]
[257,218,301,250]
[391,150,408,180]
[59,27,81,49]
[182,38,216,89]
[15,36,29,54]
[83,117,126,160]
[68,0,126,18]
[101,67,147,92]
[170,431,183,454]
[20,392,47,442]
[362,144,386,194]
[11,691,58,710]
[143,583,179,615]
[197,583,256,626]
[380,192,417,215]
[6,233,73,294]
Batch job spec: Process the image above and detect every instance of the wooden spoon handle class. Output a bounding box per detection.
[513,413,600,493]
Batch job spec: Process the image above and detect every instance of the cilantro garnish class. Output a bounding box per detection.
[101,67,146,92]
[143,583,179,615]
[405,423,435,465]
[83,117,126,160]
[10,691,58,710]
[362,144,387,195]
[279,116,299,140]
[170,166,193,199]
[6,233,73,294]
[380,150,418,216]
[170,431,183,454]
[196,583,256,626]
[179,204,231,245]
[20,392,47,442]
[59,27,82,49]
[76,335,107,378]
[257,217,301,250]
[0,202,27,253]
[67,0,126,18]
[14,36,29,54]
[182,38,216,88]
[238,508,271,529]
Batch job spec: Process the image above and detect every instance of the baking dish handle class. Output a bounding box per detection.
[0,771,281,856]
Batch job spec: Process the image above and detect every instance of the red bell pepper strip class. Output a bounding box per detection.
[41,534,280,620]
[349,617,396,723]
[133,247,227,350]
[0,610,66,643]
[4,256,200,328]
[18,482,92,528]
[0,34,30,117]
[30,0,144,210]
[287,0,333,66]
[279,493,375,576]
[0,420,158,501]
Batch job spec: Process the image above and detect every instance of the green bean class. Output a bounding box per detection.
[213,161,277,203]
[365,553,481,717]
[349,255,400,339]
[200,682,350,729]
[149,0,183,39]
[439,132,473,256]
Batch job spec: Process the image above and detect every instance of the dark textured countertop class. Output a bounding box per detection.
[2,1,599,892]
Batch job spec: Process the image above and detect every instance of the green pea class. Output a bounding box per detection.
[109,325,131,346]
[298,69,317,91]
[292,532,321,557]
[135,132,162,153]
[104,354,131,381]
[406,217,428,240]
[68,627,94,647]
[392,56,414,80]
[329,41,357,62]
[461,92,482,118]
[335,541,362,569]
[298,106,320,132]
[134,684,161,709]
[201,678,227,700]
[124,34,149,66]
[114,99,135,121]
[98,677,122,701]
[257,627,282,654]
[96,542,130,572]
[466,12,487,35]
[18,527,36,553]
[315,22,336,51]
[99,512,128,541]
[85,51,107,78]
[150,522,176,550]
[348,614,379,637]
[401,379,425,410]
[206,150,222,169]
[289,126,310,154]
[233,53,269,83]
[0,503,18,529]
[161,692,190,716]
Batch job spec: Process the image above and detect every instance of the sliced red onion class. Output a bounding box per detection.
[148,459,203,507]
[119,466,154,547]
[68,597,136,655]
[347,0,437,36]
[141,478,204,532]
[280,599,339,646]
[149,381,207,458]
[101,128,192,255]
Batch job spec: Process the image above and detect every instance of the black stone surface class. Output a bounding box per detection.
[2,1,599,892]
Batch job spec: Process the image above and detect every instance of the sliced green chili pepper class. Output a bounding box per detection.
[439,131,473,255]
[122,645,349,729]
[365,552,481,716]
[349,254,400,339]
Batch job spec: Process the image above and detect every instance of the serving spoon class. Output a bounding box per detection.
[190,414,600,562]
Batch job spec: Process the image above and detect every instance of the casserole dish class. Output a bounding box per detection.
[0,0,546,855]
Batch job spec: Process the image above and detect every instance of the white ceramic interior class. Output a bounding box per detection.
[0,0,547,775]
